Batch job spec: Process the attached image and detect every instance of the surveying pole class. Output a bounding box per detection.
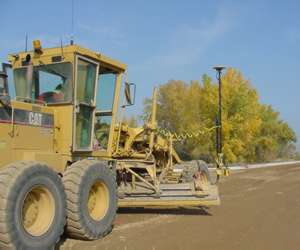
[213,66,229,178]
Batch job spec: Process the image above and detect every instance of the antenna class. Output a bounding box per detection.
[25,33,28,52]
[70,0,75,45]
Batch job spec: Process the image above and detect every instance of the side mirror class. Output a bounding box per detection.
[2,63,12,74]
[0,64,11,107]
[0,63,11,96]
[0,94,11,107]
[124,82,136,106]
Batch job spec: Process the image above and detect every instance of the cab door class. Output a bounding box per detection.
[73,56,99,151]
[94,71,118,152]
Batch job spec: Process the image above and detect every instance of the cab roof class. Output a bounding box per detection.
[8,44,127,73]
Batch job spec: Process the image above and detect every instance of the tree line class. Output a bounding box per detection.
[142,68,297,163]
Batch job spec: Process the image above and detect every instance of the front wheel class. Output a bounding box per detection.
[0,161,66,250]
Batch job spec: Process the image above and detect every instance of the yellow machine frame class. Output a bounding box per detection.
[1,41,220,208]
[0,40,222,249]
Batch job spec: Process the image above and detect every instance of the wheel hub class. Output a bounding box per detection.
[22,194,39,228]
[87,181,109,221]
[21,186,55,236]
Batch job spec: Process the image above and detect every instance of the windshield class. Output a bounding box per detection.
[96,73,116,111]
[13,62,72,104]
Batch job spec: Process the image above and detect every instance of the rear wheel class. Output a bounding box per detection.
[0,161,66,250]
[181,160,212,191]
[63,160,117,240]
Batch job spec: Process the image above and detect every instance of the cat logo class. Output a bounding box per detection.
[29,112,42,126]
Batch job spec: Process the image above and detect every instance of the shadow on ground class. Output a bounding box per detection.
[55,207,211,248]
[117,206,212,216]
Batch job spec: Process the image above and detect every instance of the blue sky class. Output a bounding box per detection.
[1,0,300,145]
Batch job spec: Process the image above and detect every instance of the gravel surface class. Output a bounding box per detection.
[58,163,300,250]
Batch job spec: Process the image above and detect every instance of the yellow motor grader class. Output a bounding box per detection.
[0,41,221,249]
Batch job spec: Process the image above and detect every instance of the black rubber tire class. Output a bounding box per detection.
[0,161,66,250]
[63,159,117,240]
[182,160,211,183]
[198,161,211,184]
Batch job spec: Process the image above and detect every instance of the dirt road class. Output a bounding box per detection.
[59,164,300,250]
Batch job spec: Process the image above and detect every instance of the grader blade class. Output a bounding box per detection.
[118,183,220,207]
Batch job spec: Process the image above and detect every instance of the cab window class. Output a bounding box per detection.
[13,63,72,104]
[96,73,116,110]
[94,70,117,150]
[76,59,96,105]
[75,59,97,150]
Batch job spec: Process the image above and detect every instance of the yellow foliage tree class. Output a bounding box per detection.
[143,68,296,163]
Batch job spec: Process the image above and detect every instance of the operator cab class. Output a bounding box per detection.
[8,40,134,156]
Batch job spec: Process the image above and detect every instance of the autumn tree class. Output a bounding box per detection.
[143,68,296,163]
